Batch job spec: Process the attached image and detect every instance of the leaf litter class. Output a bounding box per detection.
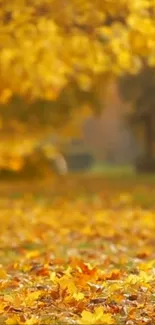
[0,179,155,325]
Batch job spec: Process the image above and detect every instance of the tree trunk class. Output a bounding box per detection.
[135,115,155,173]
[144,115,154,160]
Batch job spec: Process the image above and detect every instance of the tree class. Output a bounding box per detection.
[0,82,101,174]
[1,0,155,102]
[119,67,155,172]
[0,0,155,174]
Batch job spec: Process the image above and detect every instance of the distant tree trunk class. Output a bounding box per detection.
[144,115,154,160]
[136,114,155,173]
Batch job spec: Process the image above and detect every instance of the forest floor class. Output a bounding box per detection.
[0,173,155,325]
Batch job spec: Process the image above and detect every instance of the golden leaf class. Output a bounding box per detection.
[5,316,21,325]
[0,266,7,279]
[79,306,115,324]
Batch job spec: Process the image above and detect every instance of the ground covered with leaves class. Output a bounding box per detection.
[0,176,155,325]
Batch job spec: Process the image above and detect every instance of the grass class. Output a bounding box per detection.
[87,162,155,183]
[90,163,134,176]
[0,164,155,208]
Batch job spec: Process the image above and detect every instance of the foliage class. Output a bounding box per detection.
[1,0,155,102]
[0,82,100,171]
[0,176,155,324]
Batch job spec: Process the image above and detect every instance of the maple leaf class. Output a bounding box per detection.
[105,269,121,280]
[0,302,6,314]
[24,291,41,306]
[79,306,115,324]
[24,316,39,325]
[125,271,153,285]
[5,315,21,325]
[0,266,7,279]
[73,292,85,301]
[51,273,78,295]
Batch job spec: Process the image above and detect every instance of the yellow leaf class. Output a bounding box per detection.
[25,250,40,259]
[0,266,7,279]
[0,302,6,314]
[25,316,38,325]
[125,271,153,285]
[73,292,84,301]
[139,260,155,271]
[24,291,41,306]
[58,275,77,294]
[5,316,21,325]
[50,271,57,282]
[0,89,12,104]
[129,31,148,55]
[79,306,115,324]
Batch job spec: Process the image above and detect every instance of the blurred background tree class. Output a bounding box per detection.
[0,82,101,177]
